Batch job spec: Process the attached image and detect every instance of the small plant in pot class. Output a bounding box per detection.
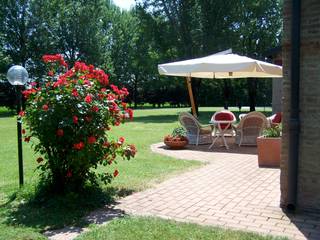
[164,127,188,149]
[257,124,282,168]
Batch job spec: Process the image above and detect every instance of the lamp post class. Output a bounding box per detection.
[7,65,29,187]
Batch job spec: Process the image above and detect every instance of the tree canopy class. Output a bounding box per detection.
[0,0,282,109]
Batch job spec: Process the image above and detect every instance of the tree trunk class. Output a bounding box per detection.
[247,79,257,111]
[191,78,201,116]
[223,80,230,110]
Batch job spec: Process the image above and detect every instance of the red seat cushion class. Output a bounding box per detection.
[215,112,234,129]
[272,112,282,124]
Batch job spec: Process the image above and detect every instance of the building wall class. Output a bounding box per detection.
[281,0,320,210]
[272,55,283,114]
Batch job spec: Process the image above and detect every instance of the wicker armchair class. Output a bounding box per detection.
[179,112,213,145]
[235,112,268,146]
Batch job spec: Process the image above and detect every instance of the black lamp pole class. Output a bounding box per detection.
[16,85,24,187]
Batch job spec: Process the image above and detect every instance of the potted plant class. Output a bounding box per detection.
[257,125,282,168]
[164,127,188,149]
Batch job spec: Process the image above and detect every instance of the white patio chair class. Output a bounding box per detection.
[235,111,268,146]
[179,112,213,145]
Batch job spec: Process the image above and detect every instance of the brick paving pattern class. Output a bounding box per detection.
[116,142,320,240]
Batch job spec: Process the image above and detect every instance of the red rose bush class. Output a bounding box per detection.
[22,54,136,192]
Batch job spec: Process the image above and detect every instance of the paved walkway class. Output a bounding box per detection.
[115,142,320,240]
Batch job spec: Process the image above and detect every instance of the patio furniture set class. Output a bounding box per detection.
[179,111,282,150]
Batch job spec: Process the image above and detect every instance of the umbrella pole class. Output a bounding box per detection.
[186,77,197,117]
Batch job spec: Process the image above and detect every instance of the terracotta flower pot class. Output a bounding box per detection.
[257,136,281,168]
[164,139,188,149]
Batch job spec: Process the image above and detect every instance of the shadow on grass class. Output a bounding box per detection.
[132,110,272,124]
[132,111,216,124]
[133,114,179,124]
[0,110,15,118]
[2,185,134,232]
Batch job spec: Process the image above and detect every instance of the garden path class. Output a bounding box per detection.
[115,142,320,240]
[47,140,320,240]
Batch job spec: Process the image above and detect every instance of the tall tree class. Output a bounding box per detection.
[0,0,33,67]
[232,0,282,111]
[33,0,110,66]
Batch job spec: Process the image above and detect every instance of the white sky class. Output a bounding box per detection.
[113,0,136,10]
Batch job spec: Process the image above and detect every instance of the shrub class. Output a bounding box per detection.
[263,124,282,138]
[21,54,136,192]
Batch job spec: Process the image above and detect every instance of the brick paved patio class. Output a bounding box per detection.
[116,141,320,240]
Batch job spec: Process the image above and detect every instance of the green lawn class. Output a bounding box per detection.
[76,217,286,240]
[0,106,273,239]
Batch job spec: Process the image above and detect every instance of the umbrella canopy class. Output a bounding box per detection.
[158,50,282,79]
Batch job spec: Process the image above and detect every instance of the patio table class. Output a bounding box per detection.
[209,119,236,150]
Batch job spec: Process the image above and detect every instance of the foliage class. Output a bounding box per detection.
[0,0,282,109]
[263,125,282,138]
[21,54,136,192]
[164,126,188,142]
[135,0,282,109]
[0,80,16,109]
[172,127,187,137]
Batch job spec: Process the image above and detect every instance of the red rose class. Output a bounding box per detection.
[24,136,31,142]
[19,111,25,117]
[119,137,125,144]
[91,106,99,112]
[73,116,78,124]
[56,129,64,137]
[110,84,119,94]
[42,104,49,111]
[125,108,133,120]
[66,170,72,178]
[89,64,94,72]
[113,170,119,177]
[84,80,91,86]
[73,142,85,150]
[36,157,43,163]
[72,89,79,97]
[107,94,115,101]
[103,142,110,147]
[129,144,137,156]
[42,54,67,68]
[84,95,92,103]
[21,129,26,134]
[121,102,127,109]
[88,136,96,144]
[98,93,104,100]
[48,71,54,76]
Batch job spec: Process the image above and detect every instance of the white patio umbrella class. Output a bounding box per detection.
[158,49,283,116]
